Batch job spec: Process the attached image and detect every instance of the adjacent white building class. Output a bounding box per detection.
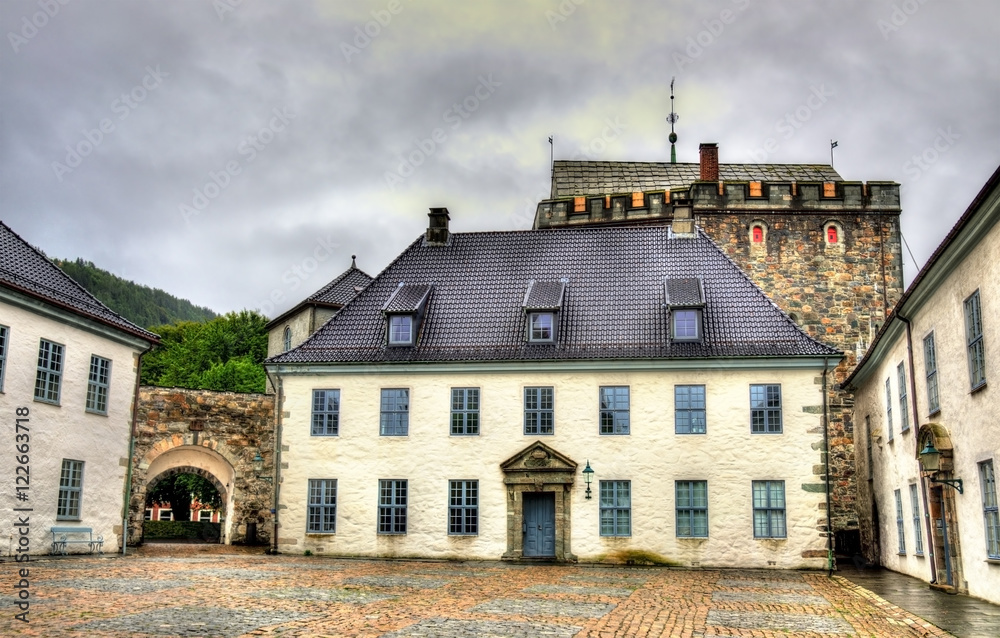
[0,222,158,556]
[266,210,842,568]
[844,164,1000,602]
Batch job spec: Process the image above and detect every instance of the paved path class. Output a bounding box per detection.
[1,546,965,637]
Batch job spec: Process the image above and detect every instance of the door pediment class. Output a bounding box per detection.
[500,441,578,482]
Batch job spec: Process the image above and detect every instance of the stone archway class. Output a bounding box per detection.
[500,441,579,561]
[916,423,964,591]
[128,387,275,547]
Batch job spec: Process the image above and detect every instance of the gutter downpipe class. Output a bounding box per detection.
[264,367,282,555]
[823,358,833,576]
[899,312,937,584]
[122,343,154,556]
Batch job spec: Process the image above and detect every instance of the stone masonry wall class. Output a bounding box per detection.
[128,387,275,546]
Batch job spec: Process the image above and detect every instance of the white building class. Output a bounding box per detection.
[266,210,842,568]
[1,222,158,556]
[844,164,1000,602]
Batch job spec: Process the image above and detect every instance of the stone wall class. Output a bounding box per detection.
[128,386,275,546]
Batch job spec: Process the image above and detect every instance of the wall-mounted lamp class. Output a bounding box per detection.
[252,452,273,483]
[919,440,963,494]
[582,460,594,500]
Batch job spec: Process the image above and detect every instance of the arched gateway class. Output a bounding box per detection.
[127,387,275,546]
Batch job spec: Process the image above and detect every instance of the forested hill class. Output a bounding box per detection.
[55,258,217,329]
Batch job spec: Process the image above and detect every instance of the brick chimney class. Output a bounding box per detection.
[426,207,450,245]
[699,143,719,181]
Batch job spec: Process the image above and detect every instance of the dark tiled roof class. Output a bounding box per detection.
[307,266,374,305]
[0,221,158,342]
[523,280,566,310]
[552,161,843,197]
[382,283,432,313]
[664,278,704,307]
[269,225,839,364]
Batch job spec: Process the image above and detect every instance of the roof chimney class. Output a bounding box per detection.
[699,143,719,181]
[426,207,450,245]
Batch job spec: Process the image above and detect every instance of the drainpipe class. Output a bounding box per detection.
[122,343,154,556]
[823,358,833,576]
[898,312,937,584]
[264,367,282,554]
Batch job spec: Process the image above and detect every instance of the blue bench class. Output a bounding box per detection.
[50,527,104,555]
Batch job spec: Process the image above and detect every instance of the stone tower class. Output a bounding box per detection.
[533,142,904,552]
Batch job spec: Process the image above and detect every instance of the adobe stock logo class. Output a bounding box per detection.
[7,0,72,54]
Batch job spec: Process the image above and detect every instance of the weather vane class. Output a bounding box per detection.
[667,77,679,164]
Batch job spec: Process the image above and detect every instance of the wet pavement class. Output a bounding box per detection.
[0,543,983,637]
[840,564,1000,638]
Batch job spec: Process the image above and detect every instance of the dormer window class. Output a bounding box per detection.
[523,279,567,344]
[382,282,432,347]
[664,277,706,343]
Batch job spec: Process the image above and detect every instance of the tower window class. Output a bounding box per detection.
[827,226,838,243]
[752,226,763,243]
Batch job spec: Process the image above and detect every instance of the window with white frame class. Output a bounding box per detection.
[524,387,553,435]
[528,312,555,342]
[675,385,706,434]
[379,389,409,436]
[85,355,111,414]
[449,480,478,535]
[388,315,414,345]
[378,479,407,534]
[0,324,8,392]
[885,378,893,441]
[897,362,910,432]
[198,510,214,522]
[676,480,708,537]
[895,489,906,554]
[451,388,480,435]
[599,480,631,536]
[57,459,84,520]
[924,332,939,414]
[307,478,337,533]
[144,508,153,521]
[158,509,173,521]
[283,326,291,352]
[750,384,782,433]
[910,483,923,555]
[980,460,1000,559]
[312,389,340,436]
[671,309,701,341]
[599,386,630,435]
[965,290,986,389]
[34,339,64,404]
[752,481,785,538]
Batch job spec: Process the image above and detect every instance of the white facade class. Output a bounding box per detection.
[849,166,1000,602]
[0,290,152,556]
[275,360,834,568]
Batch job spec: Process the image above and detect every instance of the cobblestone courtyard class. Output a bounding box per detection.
[2,546,956,637]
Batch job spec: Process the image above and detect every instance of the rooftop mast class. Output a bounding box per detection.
[667,77,679,164]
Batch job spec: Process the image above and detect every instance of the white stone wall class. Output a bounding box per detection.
[277,363,830,568]
[854,189,1000,602]
[0,301,145,556]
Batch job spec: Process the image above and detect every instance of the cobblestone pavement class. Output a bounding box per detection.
[1,545,960,637]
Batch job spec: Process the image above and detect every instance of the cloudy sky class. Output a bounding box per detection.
[2,0,998,318]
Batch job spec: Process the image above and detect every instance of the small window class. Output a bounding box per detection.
[0,324,8,392]
[158,508,173,521]
[388,315,414,345]
[675,385,706,434]
[750,384,782,433]
[827,226,838,243]
[85,355,111,415]
[885,378,894,441]
[749,181,763,197]
[895,489,906,554]
[198,510,214,522]
[599,480,631,536]
[449,480,478,535]
[57,459,84,520]
[672,309,701,341]
[308,478,337,533]
[752,480,785,538]
[312,389,340,436]
[144,509,153,521]
[573,196,586,213]
[599,386,630,435]
[451,388,480,435]
[910,484,923,555]
[676,480,708,537]
[752,226,764,243]
[965,290,986,389]
[924,333,940,414]
[524,387,554,435]
[379,389,409,436]
[897,363,910,432]
[980,460,1000,559]
[631,192,644,208]
[378,479,407,534]
[283,326,292,352]
[529,312,554,342]
[34,338,64,404]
